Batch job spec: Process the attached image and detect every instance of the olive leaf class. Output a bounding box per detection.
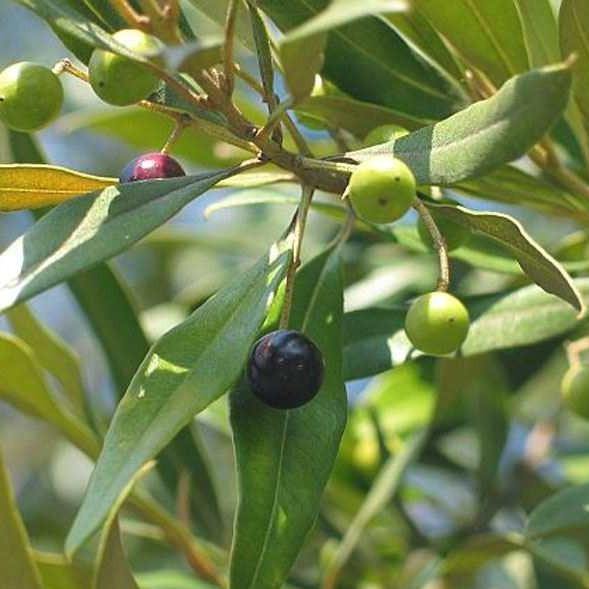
[513,0,560,68]
[230,247,346,589]
[0,169,235,314]
[0,447,44,589]
[66,239,292,554]
[414,0,529,85]
[0,164,115,211]
[343,279,589,381]
[259,0,464,120]
[346,63,572,185]
[427,203,585,314]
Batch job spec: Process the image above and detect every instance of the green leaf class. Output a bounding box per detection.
[94,520,139,589]
[259,0,465,120]
[427,203,585,313]
[282,0,407,41]
[0,164,115,211]
[34,552,92,589]
[296,95,432,137]
[415,0,529,85]
[322,431,426,588]
[229,247,347,589]
[59,107,246,168]
[137,570,216,589]
[280,31,327,102]
[0,447,44,589]
[513,0,560,68]
[0,169,234,314]
[560,0,589,138]
[0,332,99,457]
[66,240,292,554]
[343,279,589,380]
[455,165,589,218]
[6,303,86,416]
[346,64,572,185]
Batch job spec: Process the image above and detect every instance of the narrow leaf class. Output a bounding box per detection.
[94,521,139,589]
[415,0,529,85]
[7,304,86,416]
[66,240,292,554]
[343,279,589,380]
[427,203,585,314]
[230,247,347,589]
[259,0,465,120]
[346,64,572,185]
[0,169,234,314]
[34,552,92,589]
[514,0,560,68]
[0,164,114,211]
[0,448,44,589]
[560,0,589,137]
[248,4,277,110]
[323,431,426,588]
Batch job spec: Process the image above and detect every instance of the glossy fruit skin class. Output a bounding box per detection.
[347,156,416,224]
[364,124,409,146]
[561,365,589,420]
[247,330,324,410]
[89,29,164,106]
[405,292,470,355]
[119,152,185,183]
[0,62,63,131]
[417,215,471,252]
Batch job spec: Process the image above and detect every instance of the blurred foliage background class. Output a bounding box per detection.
[3,1,589,588]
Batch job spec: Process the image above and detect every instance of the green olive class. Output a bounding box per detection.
[405,291,470,355]
[417,215,471,252]
[0,62,63,131]
[89,29,165,106]
[363,124,409,146]
[347,156,416,224]
[561,365,589,420]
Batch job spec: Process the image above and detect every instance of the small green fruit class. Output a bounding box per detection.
[0,62,63,131]
[89,29,165,106]
[418,215,471,252]
[347,156,416,224]
[561,365,589,420]
[405,291,470,355]
[364,124,409,146]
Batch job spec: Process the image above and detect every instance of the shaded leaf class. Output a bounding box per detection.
[514,0,560,68]
[34,552,92,589]
[0,447,43,589]
[346,64,572,185]
[322,431,426,588]
[66,240,292,554]
[427,203,584,313]
[94,520,139,589]
[415,0,529,85]
[0,164,114,211]
[0,169,234,314]
[343,279,589,380]
[230,247,346,589]
[259,0,465,120]
[7,303,86,416]
[137,570,216,589]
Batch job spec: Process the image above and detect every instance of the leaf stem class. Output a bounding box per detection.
[412,197,450,292]
[160,114,190,154]
[279,185,315,328]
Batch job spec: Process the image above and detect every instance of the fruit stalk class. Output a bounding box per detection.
[412,197,450,292]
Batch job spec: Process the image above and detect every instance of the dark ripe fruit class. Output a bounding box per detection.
[417,215,471,252]
[247,330,324,409]
[347,156,416,224]
[0,62,63,131]
[119,152,185,183]
[405,291,470,355]
[561,365,589,420]
[88,29,165,106]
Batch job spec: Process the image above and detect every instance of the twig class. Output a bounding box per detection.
[223,0,240,97]
[255,99,294,145]
[280,185,315,328]
[138,0,182,43]
[109,0,151,30]
[412,197,450,292]
[160,114,190,154]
